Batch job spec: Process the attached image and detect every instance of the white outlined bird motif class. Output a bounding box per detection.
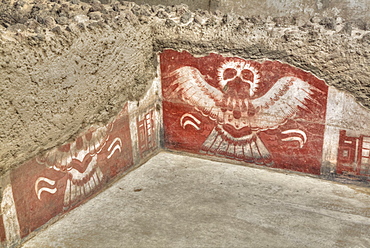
[164,58,322,165]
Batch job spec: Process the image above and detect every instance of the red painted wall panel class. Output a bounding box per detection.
[0,215,8,242]
[161,50,328,174]
[11,159,66,237]
[137,109,157,158]
[10,104,133,238]
[337,130,370,176]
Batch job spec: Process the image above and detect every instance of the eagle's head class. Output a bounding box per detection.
[218,59,260,99]
[218,59,260,119]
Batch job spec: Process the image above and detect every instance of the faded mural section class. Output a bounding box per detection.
[322,87,370,177]
[10,105,132,238]
[161,49,370,178]
[0,85,162,242]
[128,78,162,165]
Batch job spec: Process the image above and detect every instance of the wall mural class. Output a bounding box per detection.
[336,130,370,177]
[137,109,157,158]
[161,50,328,174]
[1,49,370,246]
[35,125,107,207]
[128,78,161,164]
[10,104,133,238]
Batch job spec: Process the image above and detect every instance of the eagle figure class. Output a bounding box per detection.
[35,125,109,206]
[164,58,321,165]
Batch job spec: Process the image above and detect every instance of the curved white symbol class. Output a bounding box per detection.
[107,137,122,159]
[180,113,201,130]
[35,177,57,200]
[281,129,307,148]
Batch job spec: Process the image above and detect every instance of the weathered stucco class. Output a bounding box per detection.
[130,0,370,20]
[0,1,156,174]
[0,0,369,176]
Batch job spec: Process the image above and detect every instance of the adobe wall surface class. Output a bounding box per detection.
[129,0,370,20]
[215,0,370,20]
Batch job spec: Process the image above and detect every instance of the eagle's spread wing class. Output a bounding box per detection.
[250,76,321,131]
[164,66,225,122]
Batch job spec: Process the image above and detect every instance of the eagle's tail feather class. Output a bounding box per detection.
[201,128,273,166]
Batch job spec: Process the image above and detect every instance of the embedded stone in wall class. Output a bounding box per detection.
[9,104,133,239]
[161,49,330,174]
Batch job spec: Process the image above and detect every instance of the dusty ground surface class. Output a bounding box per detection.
[0,0,370,175]
[22,152,370,248]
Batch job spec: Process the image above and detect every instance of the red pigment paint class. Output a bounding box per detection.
[161,50,328,174]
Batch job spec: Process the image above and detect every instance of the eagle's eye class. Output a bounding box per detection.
[223,68,237,80]
[241,69,254,82]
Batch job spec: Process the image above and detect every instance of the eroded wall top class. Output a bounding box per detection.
[128,0,370,20]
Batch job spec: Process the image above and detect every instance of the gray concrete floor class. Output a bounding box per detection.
[22,152,370,248]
